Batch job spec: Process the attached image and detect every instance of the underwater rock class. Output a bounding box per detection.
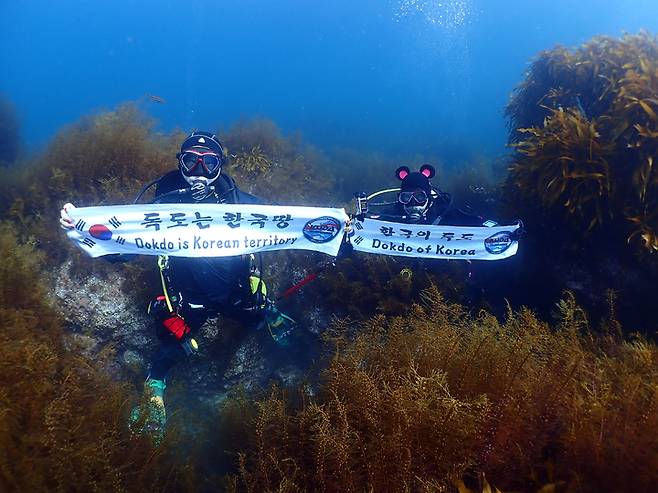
[222,335,267,391]
[122,349,144,367]
[50,259,304,412]
[52,259,153,350]
[304,305,330,335]
[274,364,304,387]
[63,332,99,357]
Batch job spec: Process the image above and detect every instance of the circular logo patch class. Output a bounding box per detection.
[303,216,342,244]
[484,231,513,254]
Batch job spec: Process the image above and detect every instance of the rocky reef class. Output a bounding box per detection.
[507,32,658,253]
[504,32,658,331]
[2,33,658,490]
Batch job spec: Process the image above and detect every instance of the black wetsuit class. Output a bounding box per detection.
[149,170,264,381]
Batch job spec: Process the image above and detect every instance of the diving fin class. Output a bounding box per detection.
[264,304,297,346]
[129,378,167,445]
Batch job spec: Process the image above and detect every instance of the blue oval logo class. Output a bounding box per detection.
[484,231,513,254]
[303,216,342,244]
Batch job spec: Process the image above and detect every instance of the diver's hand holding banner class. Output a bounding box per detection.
[65,203,349,258]
[349,218,520,260]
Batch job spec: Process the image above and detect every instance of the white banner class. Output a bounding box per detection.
[349,218,520,260]
[65,203,349,258]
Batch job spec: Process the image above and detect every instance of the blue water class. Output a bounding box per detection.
[2,0,658,162]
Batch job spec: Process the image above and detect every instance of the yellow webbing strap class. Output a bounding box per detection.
[157,255,174,312]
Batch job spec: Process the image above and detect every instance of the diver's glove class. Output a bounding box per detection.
[511,220,526,241]
[61,201,134,263]
[148,295,177,319]
[147,296,169,319]
[148,296,198,355]
[148,296,191,340]
[129,378,167,445]
[163,315,191,341]
[59,202,77,230]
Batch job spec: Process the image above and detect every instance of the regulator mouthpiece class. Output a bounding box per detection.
[190,180,211,201]
[404,204,427,222]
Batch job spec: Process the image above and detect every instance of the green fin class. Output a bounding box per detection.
[129,379,167,444]
[265,306,296,345]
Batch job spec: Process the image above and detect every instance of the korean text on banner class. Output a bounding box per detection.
[349,218,520,261]
[65,203,349,258]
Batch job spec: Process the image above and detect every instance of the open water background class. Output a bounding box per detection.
[2,0,658,164]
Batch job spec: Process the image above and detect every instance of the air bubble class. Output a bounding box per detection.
[394,0,472,29]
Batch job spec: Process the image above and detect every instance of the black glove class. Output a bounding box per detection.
[511,220,526,241]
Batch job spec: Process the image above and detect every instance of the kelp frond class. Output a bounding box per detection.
[507,31,658,252]
[510,107,614,230]
[230,144,273,176]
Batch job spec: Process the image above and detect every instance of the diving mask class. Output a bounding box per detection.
[400,189,431,221]
[398,189,429,206]
[179,149,222,177]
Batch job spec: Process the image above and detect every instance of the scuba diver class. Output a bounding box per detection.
[60,130,294,440]
[354,163,525,318]
[347,163,507,307]
[357,164,496,227]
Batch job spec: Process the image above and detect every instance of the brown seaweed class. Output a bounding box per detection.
[227,287,658,492]
[507,32,658,253]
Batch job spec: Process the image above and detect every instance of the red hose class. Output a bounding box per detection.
[279,272,318,299]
